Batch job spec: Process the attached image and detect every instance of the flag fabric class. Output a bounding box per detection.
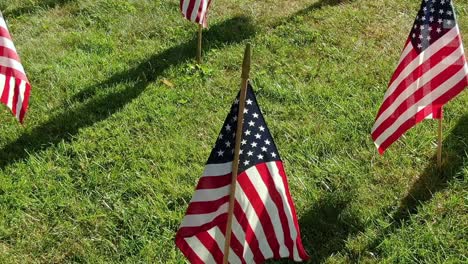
[180,0,213,27]
[175,83,309,263]
[371,0,468,154]
[0,12,31,123]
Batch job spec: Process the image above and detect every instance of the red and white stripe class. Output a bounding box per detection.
[372,26,468,154]
[180,0,213,27]
[175,161,309,263]
[0,12,31,123]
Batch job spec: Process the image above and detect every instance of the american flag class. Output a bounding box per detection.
[175,83,309,263]
[0,12,31,123]
[180,0,213,27]
[372,0,467,154]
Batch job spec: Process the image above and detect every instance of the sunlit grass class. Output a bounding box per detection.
[0,0,466,263]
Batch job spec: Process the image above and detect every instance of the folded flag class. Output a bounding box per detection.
[180,0,213,27]
[371,0,467,154]
[0,12,31,123]
[175,83,309,263]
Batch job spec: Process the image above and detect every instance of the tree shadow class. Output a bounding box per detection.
[0,16,255,169]
[367,114,468,254]
[270,192,364,263]
[3,0,76,18]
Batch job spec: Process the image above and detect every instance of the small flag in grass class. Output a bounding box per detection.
[175,83,309,263]
[180,0,213,27]
[0,12,31,123]
[371,0,468,153]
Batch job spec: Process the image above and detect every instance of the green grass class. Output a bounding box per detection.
[0,0,467,263]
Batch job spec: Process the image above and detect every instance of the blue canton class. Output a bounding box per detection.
[411,0,456,52]
[207,83,280,172]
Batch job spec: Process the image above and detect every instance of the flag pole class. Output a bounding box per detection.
[223,43,251,264]
[197,24,203,64]
[437,107,443,168]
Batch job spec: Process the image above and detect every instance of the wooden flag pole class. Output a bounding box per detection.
[437,107,443,168]
[222,43,251,264]
[197,24,203,64]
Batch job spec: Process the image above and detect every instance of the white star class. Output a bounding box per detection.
[420,25,425,30]
[428,26,433,31]
[234,98,239,105]
[257,154,264,160]
[248,120,255,127]
[447,20,452,25]
[225,124,231,131]
[254,133,261,139]
[447,11,453,16]
[232,115,237,122]
[429,16,434,22]
[252,113,259,118]
[241,139,247,145]
[422,16,426,21]
[261,146,267,152]
[439,9,444,14]
[246,99,253,105]
[418,34,423,39]
[232,132,236,138]
[438,18,443,24]
[265,139,271,145]
[239,149,243,154]
[430,8,435,13]
[218,134,223,140]
[225,141,231,148]
[437,27,442,33]
[271,152,277,158]
[245,130,251,136]
[243,160,250,166]
[259,126,265,132]
[247,151,253,156]
[217,150,224,156]
[251,142,258,148]
[417,43,423,48]
[441,0,445,4]
[426,36,431,41]
[243,108,249,114]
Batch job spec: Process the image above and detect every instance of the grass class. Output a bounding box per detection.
[0,0,467,263]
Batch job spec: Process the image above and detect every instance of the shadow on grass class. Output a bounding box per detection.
[393,115,468,221]
[367,114,468,255]
[0,16,255,169]
[299,193,364,263]
[295,0,352,15]
[274,0,353,27]
[271,192,364,263]
[3,0,76,18]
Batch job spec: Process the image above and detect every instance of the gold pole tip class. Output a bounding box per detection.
[242,43,251,79]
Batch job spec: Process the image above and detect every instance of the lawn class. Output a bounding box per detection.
[0,0,467,263]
